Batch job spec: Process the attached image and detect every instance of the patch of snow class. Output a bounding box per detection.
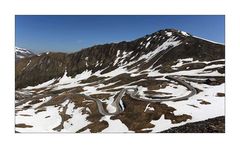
[154,84,190,98]
[16,55,25,59]
[113,50,121,66]
[116,50,120,57]
[146,60,224,77]
[58,70,72,84]
[193,35,224,45]
[95,61,99,67]
[26,60,31,67]
[138,86,148,98]
[106,104,117,113]
[101,96,117,113]
[24,79,56,90]
[165,31,172,37]
[62,103,90,132]
[171,58,193,69]
[119,99,125,110]
[145,41,150,48]
[53,70,92,90]
[33,96,52,108]
[164,82,225,121]
[15,47,32,54]
[61,99,70,107]
[101,116,130,133]
[129,53,138,61]
[180,31,190,36]
[148,115,187,132]
[82,86,98,95]
[138,36,182,62]
[16,106,62,132]
[144,103,154,112]
[143,82,225,132]
[22,60,32,71]
[101,66,128,77]
[147,70,161,77]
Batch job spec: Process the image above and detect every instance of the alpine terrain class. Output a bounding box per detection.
[15,47,35,61]
[15,29,225,133]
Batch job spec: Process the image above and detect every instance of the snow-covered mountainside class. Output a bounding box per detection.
[15,47,35,60]
[15,29,225,133]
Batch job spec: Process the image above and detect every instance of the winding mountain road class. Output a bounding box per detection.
[83,75,197,115]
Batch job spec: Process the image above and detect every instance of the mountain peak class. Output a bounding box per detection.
[15,47,35,60]
[160,28,191,37]
[140,28,191,46]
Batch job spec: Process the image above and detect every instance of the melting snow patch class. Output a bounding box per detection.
[62,104,90,132]
[53,70,92,90]
[16,106,62,132]
[113,50,121,65]
[138,86,148,98]
[144,103,154,112]
[101,116,130,133]
[26,60,31,67]
[180,31,190,36]
[149,115,187,132]
[147,36,151,41]
[24,79,56,90]
[165,31,172,37]
[101,66,128,77]
[116,50,120,57]
[171,58,193,69]
[147,70,160,77]
[145,41,150,48]
[83,86,98,95]
[138,36,181,62]
[59,70,91,85]
[193,36,224,45]
[95,61,99,67]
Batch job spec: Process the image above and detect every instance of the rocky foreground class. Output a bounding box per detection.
[161,116,225,133]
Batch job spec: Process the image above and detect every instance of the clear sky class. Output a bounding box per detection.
[15,15,225,53]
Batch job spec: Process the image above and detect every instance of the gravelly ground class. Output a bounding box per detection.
[161,116,225,133]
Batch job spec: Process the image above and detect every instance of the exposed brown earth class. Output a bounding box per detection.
[110,94,192,132]
[16,123,33,128]
[144,90,171,95]
[76,120,109,133]
[53,102,72,131]
[198,99,211,105]
[187,104,199,108]
[216,92,225,97]
[90,93,112,100]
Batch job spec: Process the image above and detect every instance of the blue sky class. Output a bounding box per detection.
[15,15,225,53]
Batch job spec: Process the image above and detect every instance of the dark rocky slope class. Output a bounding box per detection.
[161,116,225,133]
[15,29,224,89]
